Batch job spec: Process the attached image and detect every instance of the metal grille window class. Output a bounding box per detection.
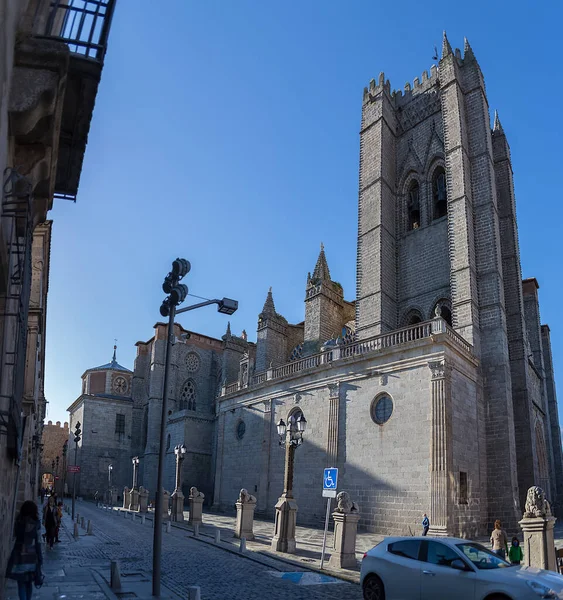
[115,413,125,434]
[371,395,393,425]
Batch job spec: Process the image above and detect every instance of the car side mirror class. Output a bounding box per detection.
[451,559,468,571]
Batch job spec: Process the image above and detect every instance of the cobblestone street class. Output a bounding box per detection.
[59,502,361,599]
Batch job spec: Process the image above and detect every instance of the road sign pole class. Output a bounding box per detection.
[320,496,332,569]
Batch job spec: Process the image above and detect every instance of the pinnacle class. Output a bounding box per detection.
[111,344,117,365]
[312,243,331,283]
[463,37,474,59]
[493,110,504,134]
[225,321,231,337]
[261,287,276,316]
[441,31,452,58]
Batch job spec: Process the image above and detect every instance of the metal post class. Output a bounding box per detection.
[320,497,331,569]
[152,305,175,597]
[72,443,78,520]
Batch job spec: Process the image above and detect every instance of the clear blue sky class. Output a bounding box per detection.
[45,0,563,426]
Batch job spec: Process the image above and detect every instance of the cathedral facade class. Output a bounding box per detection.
[68,35,563,537]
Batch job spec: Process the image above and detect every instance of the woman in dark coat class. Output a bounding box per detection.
[43,496,57,549]
[6,500,43,600]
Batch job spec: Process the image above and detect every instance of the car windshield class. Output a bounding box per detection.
[456,543,511,569]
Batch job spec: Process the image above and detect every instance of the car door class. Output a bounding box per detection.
[420,541,476,600]
[384,539,422,600]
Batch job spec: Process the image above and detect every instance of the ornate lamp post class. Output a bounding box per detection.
[271,411,307,553]
[108,464,113,505]
[129,456,140,511]
[131,457,139,489]
[171,444,187,522]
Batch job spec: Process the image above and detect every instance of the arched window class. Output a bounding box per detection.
[179,379,196,411]
[408,314,422,325]
[407,180,420,230]
[432,167,447,219]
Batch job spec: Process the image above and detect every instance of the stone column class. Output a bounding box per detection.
[326,382,340,465]
[123,487,130,509]
[329,493,360,569]
[235,489,257,540]
[271,440,298,553]
[139,487,149,513]
[189,487,204,525]
[428,360,452,536]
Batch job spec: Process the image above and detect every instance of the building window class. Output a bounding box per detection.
[432,167,447,219]
[179,379,196,411]
[459,471,468,504]
[115,414,125,434]
[371,395,393,425]
[407,180,420,230]
[236,420,246,440]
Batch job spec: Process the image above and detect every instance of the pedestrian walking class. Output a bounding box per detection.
[43,497,57,550]
[422,513,430,536]
[5,500,43,600]
[508,536,523,565]
[490,519,509,559]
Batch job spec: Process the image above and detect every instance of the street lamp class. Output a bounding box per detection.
[131,456,139,490]
[71,421,81,520]
[271,410,307,553]
[108,464,113,505]
[171,444,187,522]
[152,258,237,598]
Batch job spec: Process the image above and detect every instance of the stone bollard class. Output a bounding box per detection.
[139,487,149,513]
[188,487,204,526]
[76,513,80,523]
[162,490,170,519]
[239,538,246,553]
[214,529,221,544]
[166,521,171,533]
[141,515,146,525]
[194,523,200,537]
[110,561,122,590]
[80,516,85,529]
[129,488,140,512]
[171,489,185,522]
[123,487,130,509]
[234,489,257,540]
[519,486,557,571]
[188,586,201,600]
[87,520,93,535]
[328,492,361,569]
[73,522,79,539]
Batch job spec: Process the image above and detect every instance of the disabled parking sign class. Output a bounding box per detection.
[323,467,338,498]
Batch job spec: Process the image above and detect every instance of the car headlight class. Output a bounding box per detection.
[526,580,558,598]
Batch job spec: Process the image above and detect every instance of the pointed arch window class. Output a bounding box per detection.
[407,180,420,230]
[179,379,197,411]
[432,167,447,219]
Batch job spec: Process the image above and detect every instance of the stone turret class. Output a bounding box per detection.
[255,288,287,372]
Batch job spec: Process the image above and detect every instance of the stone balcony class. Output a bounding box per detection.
[220,318,473,397]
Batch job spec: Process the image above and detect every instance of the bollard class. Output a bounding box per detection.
[87,520,93,535]
[80,517,85,529]
[188,586,201,600]
[239,537,246,553]
[76,513,79,523]
[73,522,79,539]
[194,523,200,537]
[214,529,221,544]
[166,521,171,533]
[110,561,122,591]
[141,515,146,525]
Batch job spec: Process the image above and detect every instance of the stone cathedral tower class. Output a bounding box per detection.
[356,33,563,519]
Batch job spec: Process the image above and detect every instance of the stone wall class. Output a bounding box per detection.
[40,420,69,483]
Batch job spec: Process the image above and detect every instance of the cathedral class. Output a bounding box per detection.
[68,34,563,537]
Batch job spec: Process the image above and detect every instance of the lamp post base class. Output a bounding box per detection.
[271,496,298,553]
[171,491,185,522]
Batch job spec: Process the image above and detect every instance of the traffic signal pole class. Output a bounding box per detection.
[71,421,81,520]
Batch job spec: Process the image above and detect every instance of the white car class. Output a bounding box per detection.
[360,536,563,600]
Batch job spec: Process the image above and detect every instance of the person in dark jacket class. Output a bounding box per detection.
[422,513,430,536]
[43,497,57,549]
[6,500,43,600]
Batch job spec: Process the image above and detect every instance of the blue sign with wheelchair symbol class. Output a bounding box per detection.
[323,468,338,490]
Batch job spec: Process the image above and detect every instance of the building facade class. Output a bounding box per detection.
[40,420,68,494]
[0,0,116,591]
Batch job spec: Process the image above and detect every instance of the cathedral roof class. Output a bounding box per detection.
[87,345,132,374]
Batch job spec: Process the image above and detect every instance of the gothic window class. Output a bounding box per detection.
[407,180,421,230]
[432,167,447,219]
[179,379,196,411]
[371,395,393,425]
[433,301,452,327]
[289,344,303,361]
[115,414,125,434]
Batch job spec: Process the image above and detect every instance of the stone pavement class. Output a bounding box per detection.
[28,501,361,599]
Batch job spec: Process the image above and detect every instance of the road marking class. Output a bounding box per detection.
[268,572,344,585]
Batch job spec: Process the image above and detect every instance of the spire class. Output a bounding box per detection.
[225,321,231,338]
[261,287,276,316]
[441,31,452,58]
[312,242,331,283]
[493,110,504,134]
[111,343,117,366]
[463,37,474,60]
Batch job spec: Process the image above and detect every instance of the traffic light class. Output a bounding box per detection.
[160,258,190,317]
[172,258,190,279]
[74,421,81,444]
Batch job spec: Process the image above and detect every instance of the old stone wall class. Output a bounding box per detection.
[40,420,69,481]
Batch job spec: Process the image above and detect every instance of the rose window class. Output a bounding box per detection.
[185,352,200,373]
[113,376,128,395]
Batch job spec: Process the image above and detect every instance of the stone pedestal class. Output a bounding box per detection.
[123,487,130,509]
[235,499,256,540]
[129,488,140,511]
[329,511,360,569]
[171,491,185,522]
[110,487,118,505]
[139,487,149,513]
[519,516,557,571]
[271,497,298,553]
[189,488,204,525]
[162,490,170,519]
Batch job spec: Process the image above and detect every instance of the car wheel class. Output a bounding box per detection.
[485,595,512,600]
[363,574,385,600]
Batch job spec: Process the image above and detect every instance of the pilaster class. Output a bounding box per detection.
[258,399,272,513]
[326,382,340,466]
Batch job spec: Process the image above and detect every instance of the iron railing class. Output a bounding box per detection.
[33,0,116,62]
